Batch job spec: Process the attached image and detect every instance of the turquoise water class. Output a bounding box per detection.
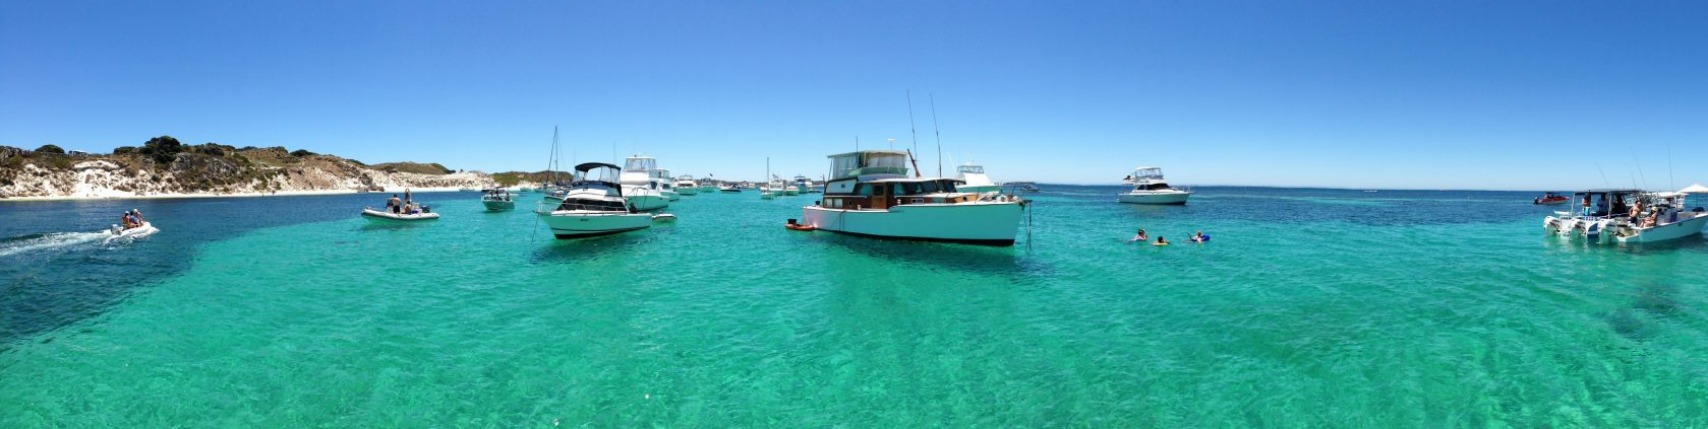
[4,187,1708,427]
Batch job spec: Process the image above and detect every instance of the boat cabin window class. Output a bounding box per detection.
[854,184,873,197]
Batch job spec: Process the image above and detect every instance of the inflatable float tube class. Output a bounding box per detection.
[784,218,816,231]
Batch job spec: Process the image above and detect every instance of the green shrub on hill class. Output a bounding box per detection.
[35,144,65,154]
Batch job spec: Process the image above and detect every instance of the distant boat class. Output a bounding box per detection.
[1117,166,1191,205]
[954,162,1000,194]
[719,184,742,193]
[798,150,1025,246]
[674,175,699,196]
[481,188,515,211]
[653,168,681,201]
[1533,192,1569,205]
[538,162,655,239]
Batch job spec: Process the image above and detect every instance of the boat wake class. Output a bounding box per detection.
[0,231,112,258]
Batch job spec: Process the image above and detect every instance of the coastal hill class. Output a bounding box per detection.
[0,136,497,199]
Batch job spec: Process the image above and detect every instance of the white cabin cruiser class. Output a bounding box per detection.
[1117,166,1192,205]
[539,162,656,239]
[654,168,681,201]
[619,155,670,211]
[1543,189,1708,244]
[799,150,1025,246]
[674,175,699,196]
[955,163,1000,194]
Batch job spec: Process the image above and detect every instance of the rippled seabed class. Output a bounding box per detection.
[3,188,1707,427]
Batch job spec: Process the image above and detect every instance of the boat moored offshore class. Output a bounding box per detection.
[798,150,1025,246]
[481,188,516,211]
[619,155,670,211]
[674,175,699,196]
[954,162,1001,194]
[1117,166,1192,205]
[538,162,656,239]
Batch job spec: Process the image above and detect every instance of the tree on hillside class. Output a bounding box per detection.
[34,144,65,154]
[291,149,316,157]
[114,146,138,155]
[140,135,183,164]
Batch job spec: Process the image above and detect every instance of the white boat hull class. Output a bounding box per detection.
[625,189,670,211]
[361,208,441,223]
[1118,190,1191,205]
[801,201,1023,246]
[1544,212,1708,244]
[541,211,654,238]
[676,187,698,196]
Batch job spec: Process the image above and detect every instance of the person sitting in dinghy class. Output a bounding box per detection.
[131,209,145,225]
[119,211,137,229]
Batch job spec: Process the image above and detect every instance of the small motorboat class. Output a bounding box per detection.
[652,213,677,222]
[105,222,159,244]
[1533,192,1570,205]
[361,207,440,224]
[481,188,516,211]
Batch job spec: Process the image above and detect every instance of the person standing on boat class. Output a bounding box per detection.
[386,194,402,213]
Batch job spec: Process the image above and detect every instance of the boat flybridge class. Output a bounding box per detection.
[619,155,670,211]
[955,163,1000,194]
[1117,166,1192,205]
[538,162,657,239]
[1543,188,1708,244]
[799,150,1025,246]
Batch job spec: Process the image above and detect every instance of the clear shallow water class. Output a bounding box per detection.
[3,187,1707,427]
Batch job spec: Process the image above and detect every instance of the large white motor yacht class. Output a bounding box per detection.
[619,155,670,211]
[799,150,1025,246]
[539,162,656,239]
[1543,188,1708,244]
[1117,166,1192,205]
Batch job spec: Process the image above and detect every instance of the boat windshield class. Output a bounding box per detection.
[579,166,621,184]
[829,151,910,179]
[958,164,984,175]
[624,156,657,172]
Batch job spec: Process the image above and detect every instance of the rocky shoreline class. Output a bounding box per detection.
[0,141,498,201]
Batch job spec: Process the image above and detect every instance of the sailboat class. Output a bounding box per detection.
[759,157,776,199]
[539,127,573,206]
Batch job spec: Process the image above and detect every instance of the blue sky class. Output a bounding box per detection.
[2,1,1704,190]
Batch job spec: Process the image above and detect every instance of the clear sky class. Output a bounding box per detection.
[3,1,1704,190]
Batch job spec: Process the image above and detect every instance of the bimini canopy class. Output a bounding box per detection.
[574,162,623,187]
[1679,183,1708,194]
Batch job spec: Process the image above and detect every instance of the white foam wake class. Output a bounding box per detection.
[0,231,111,258]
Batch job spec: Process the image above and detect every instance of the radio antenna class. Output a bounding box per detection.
[929,93,943,177]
